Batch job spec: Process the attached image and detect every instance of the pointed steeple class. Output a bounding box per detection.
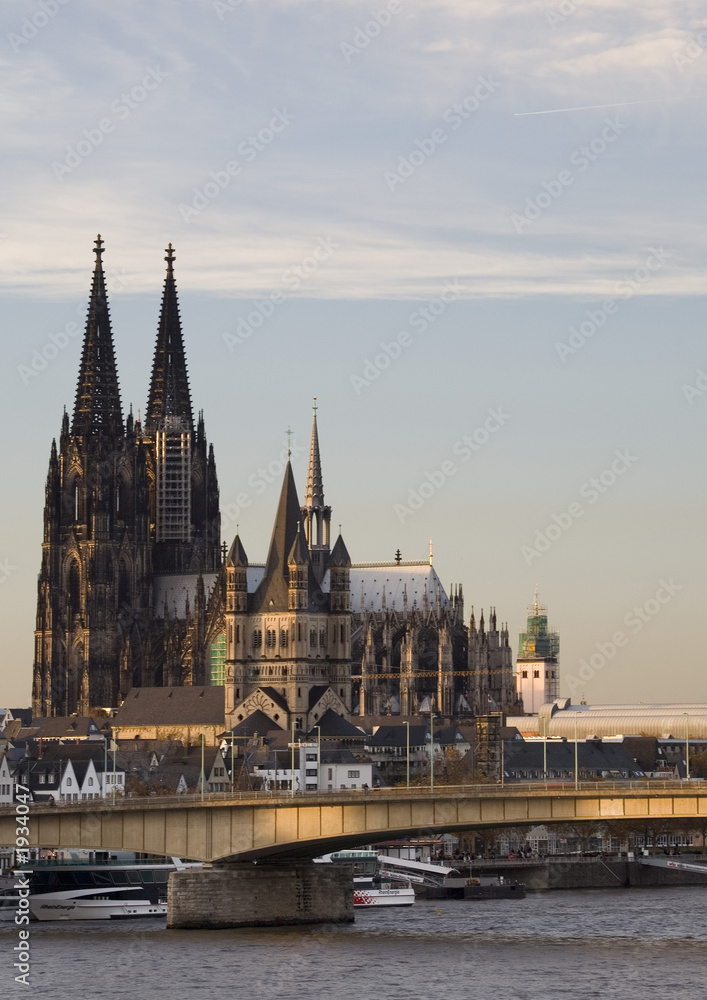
[252,463,322,612]
[305,397,324,509]
[72,235,124,443]
[145,244,193,433]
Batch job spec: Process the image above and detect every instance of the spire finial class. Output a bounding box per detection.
[429,538,433,566]
[286,426,292,458]
[165,243,175,274]
[94,234,104,263]
[313,395,317,416]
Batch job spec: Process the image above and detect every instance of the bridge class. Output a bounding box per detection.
[2,781,705,863]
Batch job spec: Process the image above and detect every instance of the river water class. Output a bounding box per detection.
[2,887,705,999]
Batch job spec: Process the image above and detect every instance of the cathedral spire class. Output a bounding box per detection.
[305,397,324,509]
[72,235,124,443]
[145,243,193,433]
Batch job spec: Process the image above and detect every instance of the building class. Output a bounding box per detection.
[33,238,221,718]
[32,237,521,728]
[508,699,707,741]
[515,590,559,713]
[111,686,225,746]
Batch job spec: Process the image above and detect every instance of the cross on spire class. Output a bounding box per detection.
[94,234,104,264]
[286,426,292,458]
[165,243,175,274]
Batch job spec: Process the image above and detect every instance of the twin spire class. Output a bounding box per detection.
[72,236,193,445]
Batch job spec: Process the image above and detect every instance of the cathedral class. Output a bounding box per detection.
[32,237,522,726]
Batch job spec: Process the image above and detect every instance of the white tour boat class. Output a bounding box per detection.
[323,850,415,908]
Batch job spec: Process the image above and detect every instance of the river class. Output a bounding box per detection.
[3,887,705,999]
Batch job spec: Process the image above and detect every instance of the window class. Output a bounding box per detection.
[88,777,94,786]
[347,770,360,778]
[48,774,55,784]
[319,630,326,648]
[66,777,72,786]
[309,630,317,649]
[280,629,288,646]
[305,754,317,762]
[39,774,46,784]
[305,769,318,777]
[266,629,277,648]
[252,629,263,649]
[533,670,540,678]
[522,670,528,678]
[340,624,345,643]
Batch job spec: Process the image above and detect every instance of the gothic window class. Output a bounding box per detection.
[340,624,345,643]
[309,630,316,649]
[297,624,302,641]
[252,629,262,650]
[118,563,131,610]
[67,562,80,618]
[319,630,326,648]
[280,629,288,647]
[266,629,277,648]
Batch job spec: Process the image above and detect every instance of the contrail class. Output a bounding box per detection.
[514,97,689,116]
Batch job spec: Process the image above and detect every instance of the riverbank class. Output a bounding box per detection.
[444,856,707,890]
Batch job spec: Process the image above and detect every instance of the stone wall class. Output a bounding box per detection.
[167,861,354,929]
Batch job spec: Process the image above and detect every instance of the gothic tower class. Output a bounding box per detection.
[144,244,220,574]
[301,397,331,584]
[33,236,150,716]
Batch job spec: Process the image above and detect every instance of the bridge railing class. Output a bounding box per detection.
[1,778,704,811]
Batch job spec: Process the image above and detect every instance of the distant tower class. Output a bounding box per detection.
[144,244,220,573]
[33,236,149,715]
[301,397,331,584]
[515,588,560,713]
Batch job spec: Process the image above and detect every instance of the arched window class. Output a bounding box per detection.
[280,629,288,647]
[252,629,262,650]
[266,629,277,648]
[319,630,326,648]
[309,630,317,649]
[68,562,80,618]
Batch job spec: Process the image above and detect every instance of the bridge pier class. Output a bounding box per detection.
[167,862,354,929]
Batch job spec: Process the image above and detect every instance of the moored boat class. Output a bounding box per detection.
[320,850,415,907]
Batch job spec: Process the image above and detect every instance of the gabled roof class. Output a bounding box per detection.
[308,709,365,739]
[32,717,104,740]
[228,710,284,737]
[367,725,429,749]
[329,534,351,567]
[257,687,290,713]
[114,687,225,726]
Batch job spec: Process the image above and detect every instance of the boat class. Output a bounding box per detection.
[372,854,526,900]
[320,850,415,907]
[0,855,199,921]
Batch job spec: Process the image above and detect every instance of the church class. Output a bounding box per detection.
[32,238,522,728]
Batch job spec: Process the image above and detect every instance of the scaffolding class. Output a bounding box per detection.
[155,415,192,543]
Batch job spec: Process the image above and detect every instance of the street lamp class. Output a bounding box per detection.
[313,725,321,791]
[290,713,296,798]
[574,713,579,791]
[429,715,437,793]
[200,729,206,802]
[112,727,119,803]
[542,715,547,785]
[403,721,410,788]
[684,712,690,780]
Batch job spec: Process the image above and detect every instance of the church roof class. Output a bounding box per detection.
[72,236,124,444]
[114,687,225,726]
[227,710,284,737]
[227,534,248,567]
[329,534,351,567]
[145,244,193,432]
[307,708,365,739]
[251,462,325,613]
[152,573,219,619]
[324,564,450,613]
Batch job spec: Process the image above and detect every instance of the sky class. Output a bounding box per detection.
[1,0,706,708]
